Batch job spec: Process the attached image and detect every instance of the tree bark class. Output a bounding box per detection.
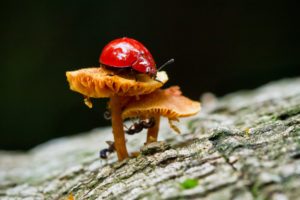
[1,77,300,200]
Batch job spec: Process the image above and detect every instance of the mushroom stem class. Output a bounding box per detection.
[109,95,129,161]
[146,115,160,144]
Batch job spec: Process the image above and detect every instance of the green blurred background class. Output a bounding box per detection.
[0,1,299,150]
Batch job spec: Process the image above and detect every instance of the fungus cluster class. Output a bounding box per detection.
[66,38,200,161]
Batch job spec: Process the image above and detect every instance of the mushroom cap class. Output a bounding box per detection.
[122,86,201,120]
[66,67,168,97]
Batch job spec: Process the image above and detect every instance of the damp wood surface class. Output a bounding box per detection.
[1,77,300,200]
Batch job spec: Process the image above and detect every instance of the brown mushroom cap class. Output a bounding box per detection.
[66,67,168,98]
[122,86,201,120]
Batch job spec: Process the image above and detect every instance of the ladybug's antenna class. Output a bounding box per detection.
[158,58,175,71]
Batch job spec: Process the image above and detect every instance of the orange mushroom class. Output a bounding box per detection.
[66,67,168,161]
[122,86,201,144]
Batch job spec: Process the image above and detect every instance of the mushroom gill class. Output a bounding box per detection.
[66,67,168,98]
[66,67,169,161]
[122,86,201,143]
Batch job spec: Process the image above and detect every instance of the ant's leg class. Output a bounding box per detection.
[142,117,156,128]
[99,148,109,159]
[106,141,115,153]
[125,120,144,135]
[124,118,137,135]
[146,115,160,144]
[123,119,133,135]
[99,141,115,159]
[125,124,139,135]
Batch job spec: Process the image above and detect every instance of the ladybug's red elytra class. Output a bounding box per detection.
[99,37,174,79]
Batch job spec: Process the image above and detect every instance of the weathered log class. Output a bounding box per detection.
[1,77,300,200]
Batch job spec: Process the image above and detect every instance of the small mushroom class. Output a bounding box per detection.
[122,86,201,144]
[66,67,168,161]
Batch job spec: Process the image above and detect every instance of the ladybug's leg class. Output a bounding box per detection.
[103,65,131,76]
[134,74,138,82]
[112,68,123,75]
[127,68,138,81]
[133,69,139,81]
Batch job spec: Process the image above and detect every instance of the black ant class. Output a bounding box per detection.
[125,117,155,135]
[99,141,115,159]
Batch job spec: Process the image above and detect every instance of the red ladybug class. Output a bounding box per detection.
[99,37,174,79]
